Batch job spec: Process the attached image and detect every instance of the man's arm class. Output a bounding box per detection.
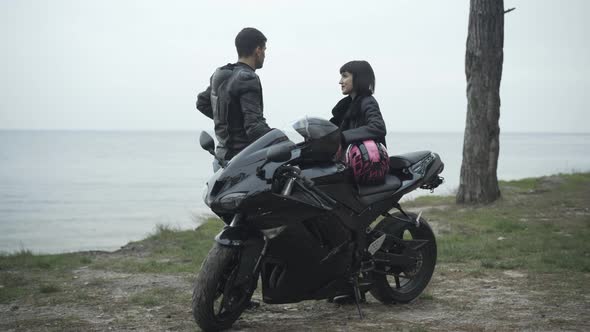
[241,91,271,141]
[235,71,271,141]
[196,77,213,119]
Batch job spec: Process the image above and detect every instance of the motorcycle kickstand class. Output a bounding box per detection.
[351,276,364,319]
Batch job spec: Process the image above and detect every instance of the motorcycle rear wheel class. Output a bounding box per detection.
[192,243,254,331]
[369,212,437,304]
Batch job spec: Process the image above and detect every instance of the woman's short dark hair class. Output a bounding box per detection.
[235,28,267,57]
[340,60,376,96]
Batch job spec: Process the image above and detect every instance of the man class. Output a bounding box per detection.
[196,27,272,169]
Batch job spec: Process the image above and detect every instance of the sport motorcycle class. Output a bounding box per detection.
[192,117,444,331]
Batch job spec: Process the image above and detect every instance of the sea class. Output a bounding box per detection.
[1,130,589,254]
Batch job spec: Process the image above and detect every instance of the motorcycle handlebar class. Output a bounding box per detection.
[278,165,315,187]
[276,165,337,207]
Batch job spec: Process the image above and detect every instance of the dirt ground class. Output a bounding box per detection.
[2,256,589,332]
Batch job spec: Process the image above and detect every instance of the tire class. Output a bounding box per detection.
[192,243,254,331]
[369,212,437,304]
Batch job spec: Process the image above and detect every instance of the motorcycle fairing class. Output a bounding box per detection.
[260,214,352,304]
[206,130,295,214]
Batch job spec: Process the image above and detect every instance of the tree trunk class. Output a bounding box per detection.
[457,0,504,204]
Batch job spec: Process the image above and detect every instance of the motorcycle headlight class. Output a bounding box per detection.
[217,192,247,210]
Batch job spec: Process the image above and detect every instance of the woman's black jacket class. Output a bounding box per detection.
[329,95,387,145]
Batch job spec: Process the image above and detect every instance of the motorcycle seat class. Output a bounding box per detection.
[389,151,431,170]
[358,174,402,196]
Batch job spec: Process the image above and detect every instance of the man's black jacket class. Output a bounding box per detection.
[197,62,271,160]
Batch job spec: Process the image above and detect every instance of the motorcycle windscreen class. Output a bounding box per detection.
[292,117,341,162]
[292,116,339,140]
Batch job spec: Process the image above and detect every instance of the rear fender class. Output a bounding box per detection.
[423,153,444,181]
[420,154,444,190]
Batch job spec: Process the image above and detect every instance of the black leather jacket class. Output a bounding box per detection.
[196,62,271,160]
[330,95,387,145]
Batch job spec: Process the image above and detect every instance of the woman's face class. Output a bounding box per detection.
[339,71,354,95]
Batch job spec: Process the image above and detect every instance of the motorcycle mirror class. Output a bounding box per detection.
[199,131,216,157]
[266,144,293,163]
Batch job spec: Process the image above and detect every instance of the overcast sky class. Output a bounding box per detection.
[0,0,588,133]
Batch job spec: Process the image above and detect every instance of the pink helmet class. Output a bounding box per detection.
[345,140,389,185]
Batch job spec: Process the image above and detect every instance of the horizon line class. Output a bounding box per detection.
[1,128,589,135]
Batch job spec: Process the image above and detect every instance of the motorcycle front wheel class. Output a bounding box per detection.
[369,212,437,304]
[192,243,255,331]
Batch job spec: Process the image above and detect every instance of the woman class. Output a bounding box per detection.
[330,60,388,185]
[330,60,386,145]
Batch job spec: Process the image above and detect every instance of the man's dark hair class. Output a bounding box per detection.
[235,28,267,57]
[340,60,376,96]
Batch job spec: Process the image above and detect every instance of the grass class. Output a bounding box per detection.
[0,283,28,304]
[129,287,186,307]
[0,249,96,303]
[90,217,223,274]
[425,173,590,273]
[39,284,61,294]
[6,316,92,330]
[0,249,93,271]
[404,194,455,208]
[0,217,223,306]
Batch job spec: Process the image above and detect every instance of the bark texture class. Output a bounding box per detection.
[457,0,504,204]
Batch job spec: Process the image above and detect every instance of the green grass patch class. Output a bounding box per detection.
[0,285,28,304]
[0,249,93,271]
[429,172,590,273]
[39,283,61,294]
[1,272,67,303]
[91,218,224,274]
[5,316,91,330]
[500,177,540,191]
[405,194,455,207]
[0,271,30,303]
[129,287,183,307]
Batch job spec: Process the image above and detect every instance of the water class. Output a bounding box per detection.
[1,130,589,254]
[0,130,213,254]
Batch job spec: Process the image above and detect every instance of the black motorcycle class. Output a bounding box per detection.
[192,117,444,331]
